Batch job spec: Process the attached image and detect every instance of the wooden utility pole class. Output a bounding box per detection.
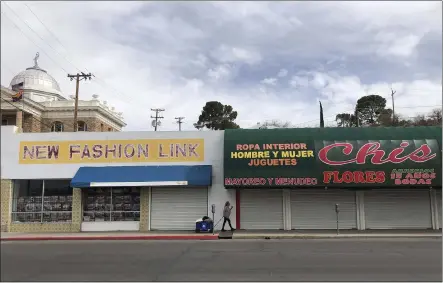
[151,108,165,131]
[68,72,92,132]
[175,117,185,131]
[391,88,396,126]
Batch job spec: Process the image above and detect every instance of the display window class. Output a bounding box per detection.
[82,187,140,222]
[12,179,73,223]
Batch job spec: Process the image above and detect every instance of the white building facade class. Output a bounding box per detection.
[1,126,234,233]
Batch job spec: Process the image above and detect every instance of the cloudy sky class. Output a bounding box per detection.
[1,1,441,131]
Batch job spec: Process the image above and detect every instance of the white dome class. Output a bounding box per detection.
[9,54,62,95]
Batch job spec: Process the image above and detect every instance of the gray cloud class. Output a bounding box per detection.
[1,1,441,130]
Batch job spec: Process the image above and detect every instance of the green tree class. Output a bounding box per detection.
[335,113,357,127]
[355,94,387,126]
[195,101,240,130]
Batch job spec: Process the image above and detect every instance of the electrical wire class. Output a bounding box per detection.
[0,96,76,131]
[4,2,133,102]
[2,2,82,72]
[3,2,441,129]
[23,3,69,55]
[0,11,69,74]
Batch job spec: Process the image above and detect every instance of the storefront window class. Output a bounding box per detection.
[83,187,140,222]
[12,179,73,223]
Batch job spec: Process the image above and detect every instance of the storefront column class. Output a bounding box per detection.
[429,188,438,230]
[71,188,82,232]
[356,191,365,230]
[1,179,13,232]
[139,187,150,232]
[283,189,291,230]
[16,110,23,132]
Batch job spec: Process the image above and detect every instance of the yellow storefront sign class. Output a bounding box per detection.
[19,139,204,164]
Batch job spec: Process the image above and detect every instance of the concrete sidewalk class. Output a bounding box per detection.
[0,231,219,241]
[1,230,441,241]
[232,229,442,239]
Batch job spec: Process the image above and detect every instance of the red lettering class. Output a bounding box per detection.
[365,171,376,183]
[354,171,366,183]
[323,170,385,184]
[332,171,342,183]
[323,171,334,183]
[318,143,356,165]
[409,144,437,162]
[342,171,353,183]
[318,141,437,165]
[375,171,385,183]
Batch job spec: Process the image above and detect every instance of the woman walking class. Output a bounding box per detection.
[222,201,235,232]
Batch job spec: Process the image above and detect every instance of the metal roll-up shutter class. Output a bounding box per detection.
[150,187,208,230]
[291,189,357,230]
[436,190,442,229]
[364,189,432,229]
[240,189,283,230]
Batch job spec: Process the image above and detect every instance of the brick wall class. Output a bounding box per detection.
[23,113,42,133]
[41,117,118,132]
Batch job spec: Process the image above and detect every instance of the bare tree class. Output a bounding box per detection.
[258,120,292,129]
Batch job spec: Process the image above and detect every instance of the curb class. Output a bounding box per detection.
[232,235,442,240]
[1,235,219,241]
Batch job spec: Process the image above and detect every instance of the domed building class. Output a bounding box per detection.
[1,53,126,133]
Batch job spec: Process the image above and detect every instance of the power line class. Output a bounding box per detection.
[151,108,165,131]
[175,117,185,131]
[2,3,129,103]
[24,3,69,55]
[0,10,69,74]
[2,2,82,72]
[0,96,75,131]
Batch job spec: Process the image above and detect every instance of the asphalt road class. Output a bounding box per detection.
[1,238,441,282]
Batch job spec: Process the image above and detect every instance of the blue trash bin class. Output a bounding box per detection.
[195,218,214,233]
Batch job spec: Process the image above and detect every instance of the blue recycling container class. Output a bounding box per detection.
[195,219,213,233]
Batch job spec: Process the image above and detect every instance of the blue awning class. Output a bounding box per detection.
[70,165,212,188]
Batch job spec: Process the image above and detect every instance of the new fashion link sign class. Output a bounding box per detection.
[224,130,441,187]
[19,138,205,164]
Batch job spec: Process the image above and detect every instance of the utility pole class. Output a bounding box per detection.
[151,108,165,131]
[175,117,185,131]
[391,88,396,126]
[68,72,92,132]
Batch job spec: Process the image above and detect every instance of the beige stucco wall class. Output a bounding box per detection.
[139,188,150,231]
[1,179,13,232]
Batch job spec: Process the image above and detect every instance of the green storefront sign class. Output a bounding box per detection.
[224,127,442,188]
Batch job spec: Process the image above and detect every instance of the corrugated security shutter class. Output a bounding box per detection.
[150,187,208,230]
[240,189,284,230]
[291,189,357,229]
[436,190,442,229]
[364,189,432,229]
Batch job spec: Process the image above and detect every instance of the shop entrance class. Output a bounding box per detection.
[150,187,208,230]
[364,189,433,229]
[81,187,141,232]
[240,189,284,230]
[291,189,357,230]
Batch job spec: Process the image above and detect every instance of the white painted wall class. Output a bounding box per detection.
[81,221,140,232]
[1,126,236,228]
